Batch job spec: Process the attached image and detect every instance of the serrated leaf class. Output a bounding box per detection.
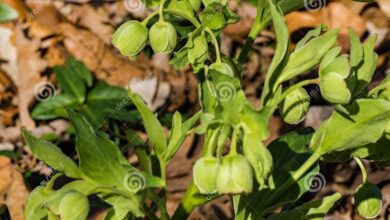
[311,99,390,154]
[268,193,341,220]
[22,128,82,178]
[129,91,167,158]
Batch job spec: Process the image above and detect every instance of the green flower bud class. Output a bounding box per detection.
[209,62,234,77]
[149,21,177,54]
[279,87,310,124]
[59,191,89,220]
[320,72,351,104]
[193,157,220,194]
[217,154,253,194]
[355,182,382,219]
[189,0,201,11]
[112,20,148,57]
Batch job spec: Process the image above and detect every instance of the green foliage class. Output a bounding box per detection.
[0,3,18,22]
[31,58,135,128]
[24,0,390,219]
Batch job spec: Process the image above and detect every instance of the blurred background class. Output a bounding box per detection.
[0,0,389,219]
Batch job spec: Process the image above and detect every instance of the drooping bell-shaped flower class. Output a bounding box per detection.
[149,21,177,54]
[217,154,253,194]
[112,20,148,57]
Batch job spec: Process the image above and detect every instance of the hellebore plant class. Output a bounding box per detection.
[23,0,390,219]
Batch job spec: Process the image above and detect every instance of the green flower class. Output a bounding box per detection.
[279,87,310,124]
[217,154,253,194]
[112,20,148,57]
[193,156,220,194]
[149,21,177,54]
[355,182,382,219]
[320,72,351,104]
[199,6,225,30]
[384,122,390,140]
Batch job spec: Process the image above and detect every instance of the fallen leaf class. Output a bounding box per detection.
[59,23,145,87]
[15,25,48,129]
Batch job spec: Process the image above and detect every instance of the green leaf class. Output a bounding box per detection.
[59,191,89,220]
[277,28,339,84]
[54,65,86,103]
[0,3,18,22]
[261,0,289,106]
[31,94,78,120]
[22,128,82,178]
[68,110,133,190]
[167,0,194,18]
[66,58,93,87]
[311,99,390,154]
[25,186,51,220]
[235,128,319,219]
[349,28,363,67]
[129,91,167,158]
[87,81,128,106]
[268,193,341,220]
[295,24,324,49]
[103,194,145,219]
[171,27,208,72]
[165,111,201,162]
[350,35,378,96]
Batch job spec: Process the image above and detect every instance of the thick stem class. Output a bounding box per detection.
[237,0,266,63]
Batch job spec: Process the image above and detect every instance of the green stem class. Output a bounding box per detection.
[271,78,320,107]
[206,129,220,157]
[204,28,222,63]
[228,126,239,156]
[142,9,201,27]
[148,189,169,220]
[354,157,367,183]
[237,0,266,63]
[237,0,308,63]
[159,0,166,21]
